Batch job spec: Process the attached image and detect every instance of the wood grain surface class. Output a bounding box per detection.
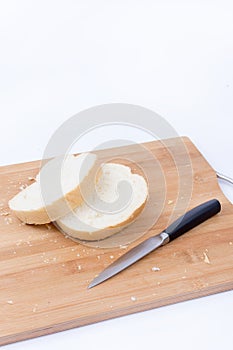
[0,137,232,346]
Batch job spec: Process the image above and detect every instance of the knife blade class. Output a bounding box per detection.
[88,199,221,289]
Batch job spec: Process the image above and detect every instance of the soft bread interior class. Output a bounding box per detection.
[56,163,148,241]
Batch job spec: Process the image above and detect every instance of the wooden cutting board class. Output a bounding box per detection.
[0,137,233,346]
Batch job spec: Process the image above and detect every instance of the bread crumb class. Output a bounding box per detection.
[130,296,137,302]
[168,200,173,205]
[120,245,128,249]
[7,300,13,304]
[157,282,161,285]
[151,266,160,272]
[19,184,27,190]
[28,176,36,181]
[32,304,38,312]
[77,253,80,257]
[77,265,82,271]
[4,217,13,224]
[19,222,26,226]
[109,255,114,259]
[229,242,232,245]
[97,255,101,260]
[203,252,210,264]
[0,211,10,216]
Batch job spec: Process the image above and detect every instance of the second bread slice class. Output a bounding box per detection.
[56,163,148,241]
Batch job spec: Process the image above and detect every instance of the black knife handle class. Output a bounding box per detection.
[164,199,221,242]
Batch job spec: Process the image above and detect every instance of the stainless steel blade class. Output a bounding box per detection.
[88,232,169,289]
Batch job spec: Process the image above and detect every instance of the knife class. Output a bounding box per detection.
[88,199,221,289]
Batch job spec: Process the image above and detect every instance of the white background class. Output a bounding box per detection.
[0,1,233,349]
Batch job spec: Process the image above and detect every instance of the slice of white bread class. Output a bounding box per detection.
[56,163,148,241]
[9,153,97,224]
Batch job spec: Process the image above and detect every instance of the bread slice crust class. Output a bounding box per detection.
[9,153,97,224]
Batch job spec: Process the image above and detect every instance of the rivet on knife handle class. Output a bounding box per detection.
[88,199,221,289]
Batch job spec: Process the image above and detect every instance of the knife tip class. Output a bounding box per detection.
[88,274,106,289]
[87,280,98,289]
